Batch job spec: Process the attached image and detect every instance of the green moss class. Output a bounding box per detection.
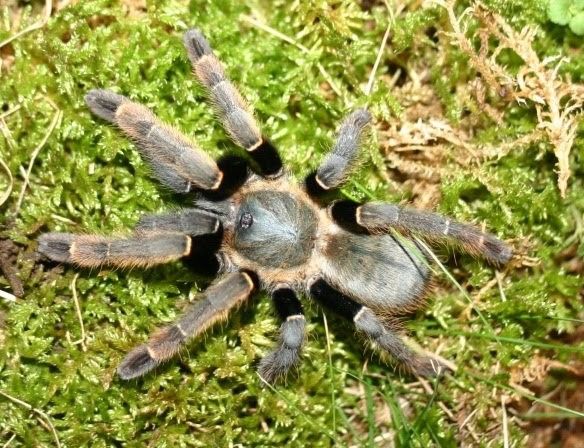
[1,0,583,446]
[547,0,584,34]
[549,0,573,25]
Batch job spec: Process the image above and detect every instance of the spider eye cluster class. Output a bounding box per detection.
[239,212,253,229]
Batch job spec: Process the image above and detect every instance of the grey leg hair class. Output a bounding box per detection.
[85,89,222,193]
[309,278,447,377]
[136,209,220,235]
[353,307,447,377]
[357,202,512,265]
[258,288,305,384]
[315,108,371,190]
[183,29,262,151]
[38,232,192,268]
[118,271,256,379]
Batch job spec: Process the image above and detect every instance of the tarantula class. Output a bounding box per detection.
[38,29,512,383]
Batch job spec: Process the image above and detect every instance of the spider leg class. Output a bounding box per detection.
[136,209,225,275]
[38,232,193,269]
[135,208,220,235]
[331,201,512,266]
[183,29,282,177]
[306,109,371,197]
[309,278,448,377]
[38,209,220,269]
[258,287,305,384]
[85,89,222,193]
[117,271,256,379]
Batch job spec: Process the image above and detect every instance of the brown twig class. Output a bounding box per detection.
[0,0,53,49]
[0,157,13,208]
[436,0,584,197]
[0,240,23,298]
[70,274,87,351]
[0,389,61,448]
[14,101,62,215]
[2,433,16,447]
[365,22,392,96]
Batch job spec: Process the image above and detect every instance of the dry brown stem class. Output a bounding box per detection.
[437,0,584,197]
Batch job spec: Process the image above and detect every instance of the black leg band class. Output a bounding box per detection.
[304,171,328,198]
[250,139,282,177]
[309,278,362,321]
[202,155,249,200]
[258,287,305,383]
[329,200,368,233]
[183,231,223,276]
[272,288,303,320]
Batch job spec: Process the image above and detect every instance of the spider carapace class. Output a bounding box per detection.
[38,29,512,383]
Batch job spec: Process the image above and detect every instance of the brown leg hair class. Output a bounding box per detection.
[258,287,306,384]
[85,89,223,193]
[118,271,256,379]
[357,202,512,265]
[328,200,512,266]
[38,232,192,269]
[183,29,282,176]
[309,278,448,377]
[136,209,220,235]
[305,109,371,197]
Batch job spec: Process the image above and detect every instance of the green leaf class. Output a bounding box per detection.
[569,11,584,33]
[548,0,573,25]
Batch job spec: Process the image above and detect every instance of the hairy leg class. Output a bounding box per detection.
[38,232,192,269]
[38,208,222,269]
[309,278,448,377]
[183,29,282,176]
[136,209,220,235]
[258,287,306,384]
[359,202,512,265]
[306,109,371,196]
[118,271,256,379]
[85,89,222,193]
[329,200,512,266]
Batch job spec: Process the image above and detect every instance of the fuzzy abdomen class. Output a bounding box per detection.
[318,229,430,312]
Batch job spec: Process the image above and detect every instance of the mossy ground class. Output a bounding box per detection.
[0,0,583,446]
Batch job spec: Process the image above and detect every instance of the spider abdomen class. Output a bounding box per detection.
[318,230,430,312]
[233,190,318,269]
